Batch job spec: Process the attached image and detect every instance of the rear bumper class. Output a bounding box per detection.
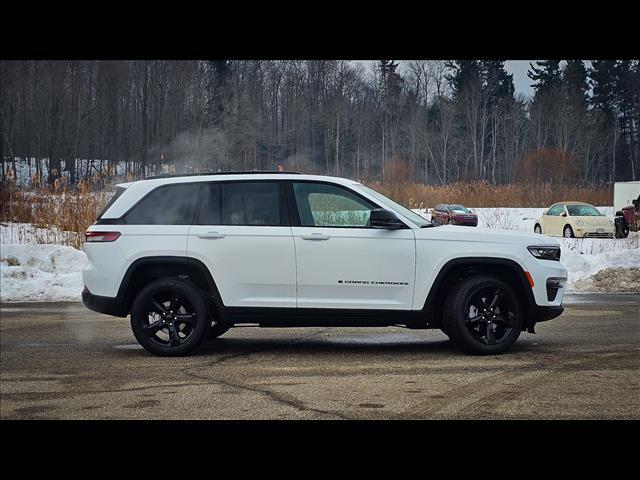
[82,287,128,317]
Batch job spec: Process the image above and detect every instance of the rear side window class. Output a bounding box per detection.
[198,184,221,225]
[221,182,283,226]
[124,183,200,225]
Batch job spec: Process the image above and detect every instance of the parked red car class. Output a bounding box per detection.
[431,204,478,226]
[614,195,640,238]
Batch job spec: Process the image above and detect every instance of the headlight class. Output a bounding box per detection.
[575,219,584,226]
[528,245,561,261]
[609,219,614,225]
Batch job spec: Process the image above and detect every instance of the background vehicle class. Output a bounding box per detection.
[431,204,478,226]
[534,201,614,238]
[614,195,640,238]
[82,172,566,357]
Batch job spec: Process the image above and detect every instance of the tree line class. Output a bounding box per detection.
[1,59,638,187]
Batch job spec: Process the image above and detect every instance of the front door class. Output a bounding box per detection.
[289,181,416,310]
[544,204,566,236]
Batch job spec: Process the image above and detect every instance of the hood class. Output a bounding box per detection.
[415,225,559,247]
[573,216,612,227]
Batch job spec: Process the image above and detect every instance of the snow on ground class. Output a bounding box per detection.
[0,243,86,302]
[1,205,638,302]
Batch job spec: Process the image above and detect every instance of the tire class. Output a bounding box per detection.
[615,217,629,238]
[207,323,230,340]
[130,278,211,356]
[534,224,542,234]
[442,274,524,355]
[563,225,575,238]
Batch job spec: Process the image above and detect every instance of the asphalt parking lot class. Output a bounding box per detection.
[1,295,639,420]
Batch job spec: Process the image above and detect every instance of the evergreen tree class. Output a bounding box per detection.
[480,60,515,105]
[562,60,590,108]
[446,60,482,102]
[527,60,562,92]
[590,60,619,116]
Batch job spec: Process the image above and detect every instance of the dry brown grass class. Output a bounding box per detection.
[1,179,112,249]
[1,175,613,250]
[369,181,612,209]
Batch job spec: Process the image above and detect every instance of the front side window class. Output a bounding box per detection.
[222,182,282,226]
[124,183,200,224]
[547,204,565,216]
[293,182,376,227]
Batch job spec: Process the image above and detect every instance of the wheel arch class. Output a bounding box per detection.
[422,257,535,331]
[117,256,223,316]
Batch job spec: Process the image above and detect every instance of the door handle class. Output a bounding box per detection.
[300,233,330,240]
[197,231,226,239]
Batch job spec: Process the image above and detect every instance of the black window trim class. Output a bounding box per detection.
[286,179,410,229]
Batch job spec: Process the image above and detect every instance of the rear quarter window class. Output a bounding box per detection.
[124,183,200,225]
[97,186,126,220]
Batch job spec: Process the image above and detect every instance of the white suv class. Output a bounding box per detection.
[82,172,567,356]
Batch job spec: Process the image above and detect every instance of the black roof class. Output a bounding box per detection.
[144,171,302,180]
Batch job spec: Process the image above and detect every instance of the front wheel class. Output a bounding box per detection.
[443,274,524,355]
[563,225,575,238]
[534,224,542,234]
[130,278,211,356]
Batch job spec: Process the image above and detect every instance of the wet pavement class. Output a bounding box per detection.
[1,295,639,419]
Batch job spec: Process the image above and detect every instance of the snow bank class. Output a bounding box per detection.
[561,247,640,293]
[0,244,86,302]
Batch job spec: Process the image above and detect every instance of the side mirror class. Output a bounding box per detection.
[561,212,567,217]
[370,209,404,229]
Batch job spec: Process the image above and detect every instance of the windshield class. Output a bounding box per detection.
[449,205,471,214]
[356,185,431,227]
[566,204,603,216]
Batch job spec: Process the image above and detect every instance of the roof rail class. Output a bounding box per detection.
[143,171,302,180]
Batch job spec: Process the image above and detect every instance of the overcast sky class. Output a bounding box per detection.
[352,60,537,98]
[505,60,535,98]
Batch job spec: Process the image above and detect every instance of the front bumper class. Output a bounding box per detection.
[575,226,615,238]
[82,287,128,317]
[529,304,564,323]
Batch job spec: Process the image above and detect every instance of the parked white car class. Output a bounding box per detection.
[83,172,567,356]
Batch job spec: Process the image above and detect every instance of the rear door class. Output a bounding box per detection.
[289,181,416,310]
[187,181,296,308]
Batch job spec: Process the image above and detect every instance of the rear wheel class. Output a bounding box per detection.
[130,278,210,356]
[443,274,524,355]
[563,225,575,238]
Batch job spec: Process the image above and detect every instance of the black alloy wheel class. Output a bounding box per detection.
[130,278,210,356]
[464,287,516,346]
[443,274,524,355]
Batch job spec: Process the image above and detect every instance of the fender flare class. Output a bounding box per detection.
[421,257,536,328]
[116,256,224,314]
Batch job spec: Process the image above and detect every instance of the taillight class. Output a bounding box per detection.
[85,231,121,242]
